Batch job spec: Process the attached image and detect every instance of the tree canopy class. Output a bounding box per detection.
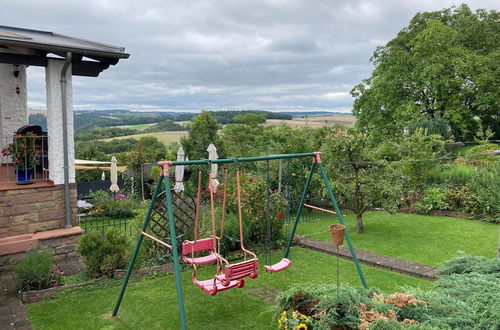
[351,4,499,142]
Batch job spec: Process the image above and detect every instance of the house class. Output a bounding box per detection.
[0,26,129,273]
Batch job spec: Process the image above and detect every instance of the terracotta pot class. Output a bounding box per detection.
[328,224,345,246]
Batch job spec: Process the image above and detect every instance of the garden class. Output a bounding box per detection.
[8,4,500,329]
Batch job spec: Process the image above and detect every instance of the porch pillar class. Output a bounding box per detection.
[46,59,75,184]
[0,63,28,152]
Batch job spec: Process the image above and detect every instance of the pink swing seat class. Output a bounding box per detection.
[216,258,259,286]
[264,258,291,273]
[182,238,218,265]
[193,275,243,296]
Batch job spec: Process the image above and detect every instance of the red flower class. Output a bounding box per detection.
[274,189,279,193]
[277,213,284,219]
[22,146,28,150]
[249,178,254,183]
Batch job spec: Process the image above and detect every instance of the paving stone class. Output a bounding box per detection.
[296,235,438,280]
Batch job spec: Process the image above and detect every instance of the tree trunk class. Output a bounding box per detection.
[356,213,365,234]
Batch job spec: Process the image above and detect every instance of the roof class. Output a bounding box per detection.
[0,25,129,77]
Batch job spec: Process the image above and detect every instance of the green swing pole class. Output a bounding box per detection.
[284,161,316,258]
[317,160,368,289]
[112,175,164,317]
[162,163,188,330]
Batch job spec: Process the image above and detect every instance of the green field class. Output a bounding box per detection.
[27,248,430,330]
[297,212,498,266]
[113,123,157,130]
[102,131,188,146]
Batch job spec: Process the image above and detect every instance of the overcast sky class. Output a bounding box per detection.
[1,0,498,112]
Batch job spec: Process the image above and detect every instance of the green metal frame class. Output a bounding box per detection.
[111,152,368,330]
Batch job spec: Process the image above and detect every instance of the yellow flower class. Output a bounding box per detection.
[296,324,307,330]
[300,315,308,320]
[282,311,287,317]
[292,311,298,319]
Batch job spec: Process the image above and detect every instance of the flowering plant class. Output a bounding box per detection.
[278,311,314,329]
[1,132,40,170]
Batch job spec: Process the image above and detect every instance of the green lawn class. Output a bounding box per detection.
[27,248,430,330]
[296,212,498,266]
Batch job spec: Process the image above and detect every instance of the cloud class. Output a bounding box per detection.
[1,0,498,112]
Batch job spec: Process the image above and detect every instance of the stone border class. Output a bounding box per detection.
[295,235,438,280]
[21,263,174,304]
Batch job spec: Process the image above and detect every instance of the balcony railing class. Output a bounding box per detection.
[1,134,49,184]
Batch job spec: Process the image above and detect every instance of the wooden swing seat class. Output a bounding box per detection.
[193,276,242,295]
[182,238,218,265]
[264,258,291,273]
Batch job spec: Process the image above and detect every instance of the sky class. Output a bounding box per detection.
[1,0,498,113]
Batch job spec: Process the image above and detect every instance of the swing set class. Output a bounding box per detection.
[112,152,367,330]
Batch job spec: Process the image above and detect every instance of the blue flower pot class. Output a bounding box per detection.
[16,168,34,185]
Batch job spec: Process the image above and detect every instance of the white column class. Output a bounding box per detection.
[45,59,75,184]
[0,64,28,152]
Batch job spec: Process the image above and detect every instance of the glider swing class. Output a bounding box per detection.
[112,152,368,330]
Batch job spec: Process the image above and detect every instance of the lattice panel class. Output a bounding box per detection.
[149,191,196,243]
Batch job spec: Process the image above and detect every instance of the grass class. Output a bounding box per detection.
[102,131,188,146]
[296,212,498,266]
[27,248,430,329]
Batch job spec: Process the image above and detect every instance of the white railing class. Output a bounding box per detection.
[1,134,49,184]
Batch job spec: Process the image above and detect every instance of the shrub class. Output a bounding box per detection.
[77,228,131,278]
[95,199,139,218]
[226,173,287,247]
[438,251,500,276]
[277,253,500,329]
[414,186,449,214]
[459,143,498,167]
[14,250,65,291]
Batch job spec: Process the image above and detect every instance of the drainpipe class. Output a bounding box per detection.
[61,52,72,228]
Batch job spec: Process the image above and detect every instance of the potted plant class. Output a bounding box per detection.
[1,132,41,184]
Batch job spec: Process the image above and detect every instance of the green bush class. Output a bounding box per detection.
[226,173,287,247]
[414,186,449,214]
[14,250,64,291]
[438,251,500,276]
[277,253,500,329]
[96,199,138,218]
[77,228,131,278]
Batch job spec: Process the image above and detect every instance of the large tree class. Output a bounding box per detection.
[351,5,499,142]
[181,111,223,160]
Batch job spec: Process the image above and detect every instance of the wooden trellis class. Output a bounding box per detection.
[149,191,196,245]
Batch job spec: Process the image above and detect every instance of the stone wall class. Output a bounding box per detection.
[0,183,77,239]
[0,229,84,275]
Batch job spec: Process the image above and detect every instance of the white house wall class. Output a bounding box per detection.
[0,63,28,153]
[46,59,75,185]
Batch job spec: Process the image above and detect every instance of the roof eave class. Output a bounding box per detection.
[0,38,129,59]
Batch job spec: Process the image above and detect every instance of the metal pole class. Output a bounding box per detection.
[61,52,72,228]
[318,162,368,289]
[112,176,164,317]
[169,152,316,166]
[141,163,145,202]
[163,171,188,330]
[336,245,340,296]
[278,159,283,193]
[284,162,316,258]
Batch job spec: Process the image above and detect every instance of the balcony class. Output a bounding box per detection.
[1,130,52,191]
